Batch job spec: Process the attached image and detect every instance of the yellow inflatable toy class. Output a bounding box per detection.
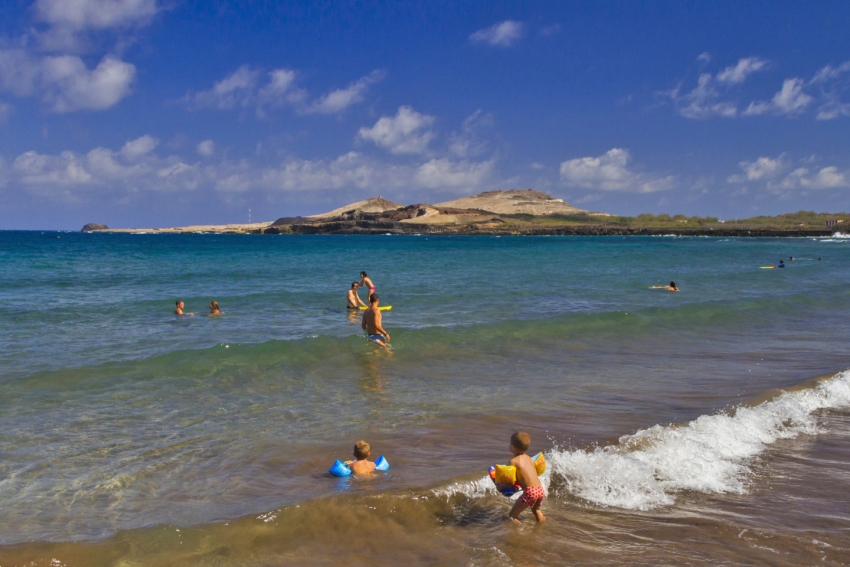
[488,452,546,496]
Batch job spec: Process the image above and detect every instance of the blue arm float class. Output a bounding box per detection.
[329,459,352,477]
[374,455,389,471]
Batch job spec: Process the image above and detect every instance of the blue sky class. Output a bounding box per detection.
[0,1,849,229]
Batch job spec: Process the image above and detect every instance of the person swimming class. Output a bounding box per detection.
[778,260,785,268]
[651,281,679,291]
[347,282,367,309]
[208,301,223,315]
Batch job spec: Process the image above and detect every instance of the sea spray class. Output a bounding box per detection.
[435,370,850,510]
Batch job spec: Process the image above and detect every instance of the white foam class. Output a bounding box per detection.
[435,371,850,510]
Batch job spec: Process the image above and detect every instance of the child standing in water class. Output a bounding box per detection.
[349,440,377,475]
[502,431,546,523]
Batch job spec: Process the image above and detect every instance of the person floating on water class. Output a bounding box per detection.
[651,281,679,291]
[209,301,223,315]
[347,282,367,309]
[362,293,390,347]
[778,260,785,268]
[359,271,375,296]
[789,256,794,262]
[496,432,546,523]
[349,440,377,475]
[174,300,193,315]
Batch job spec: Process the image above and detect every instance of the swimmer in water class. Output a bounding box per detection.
[209,301,223,315]
[347,282,367,309]
[778,260,785,268]
[174,300,193,315]
[651,281,679,291]
[361,293,390,347]
[359,271,376,296]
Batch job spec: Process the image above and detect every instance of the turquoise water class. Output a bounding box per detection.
[1,232,849,565]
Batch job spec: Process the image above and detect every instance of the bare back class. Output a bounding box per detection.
[362,308,381,334]
[510,453,542,488]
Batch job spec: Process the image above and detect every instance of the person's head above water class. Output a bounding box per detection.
[510,431,531,454]
[780,260,785,264]
[209,300,219,311]
[351,282,360,289]
[353,440,370,460]
[360,271,368,278]
[670,281,677,288]
[369,293,379,304]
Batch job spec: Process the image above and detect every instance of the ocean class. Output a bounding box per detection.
[1,231,849,566]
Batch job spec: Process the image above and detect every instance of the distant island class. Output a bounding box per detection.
[83,189,847,237]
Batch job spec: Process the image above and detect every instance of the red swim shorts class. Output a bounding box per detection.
[520,485,545,507]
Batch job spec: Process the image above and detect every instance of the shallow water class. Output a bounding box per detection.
[1,232,849,565]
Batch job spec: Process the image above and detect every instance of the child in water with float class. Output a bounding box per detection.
[492,431,546,523]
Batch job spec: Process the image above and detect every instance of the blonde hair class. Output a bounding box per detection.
[510,431,530,452]
[353,440,370,459]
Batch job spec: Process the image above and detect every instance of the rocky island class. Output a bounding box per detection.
[83,189,846,237]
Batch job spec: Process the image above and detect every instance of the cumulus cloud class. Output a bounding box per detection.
[305,70,384,114]
[36,0,160,30]
[744,78,813,115]
[197,140,215,157]
[358,106,435,155]
[727,155,785,183]
[716,57,768,84]
[0,49,135,112]
[559,148,675,193]
[727,153,849,191]
[414,158,494,189]
[120,134,158,159]
[469,21,525,47]
[811,61,850,120]
[6,135,497,198]
[776,166,848,190]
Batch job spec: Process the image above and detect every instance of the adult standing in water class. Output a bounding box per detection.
[359,271,376,297]
[362,293,390,347]
[347,282,367,309]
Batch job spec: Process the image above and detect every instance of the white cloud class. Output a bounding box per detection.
[6,137,497,197]
[305,70,384,114]
[35,0,160,30]
[727,156,784,183]
[414,158,494,189]
[43,55,135,112]
[197,140,215,157]
[559,148,674,193]
[716,57,768,84]
[666,73,738,119]
[448,109,494,157]
[697,52,711,64]
[776,166,848,190]
[186,67,379,116]
[187,65,261,110]
[358,106,435,155]
[0,102,12,123]
[745,78,813,115]
[469,21,525,47]
[120,135,158,159]
[0,49,135,112]
[811,61,850,83]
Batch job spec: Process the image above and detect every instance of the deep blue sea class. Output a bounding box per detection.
[1,231,849,566]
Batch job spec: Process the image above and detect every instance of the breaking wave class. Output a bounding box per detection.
[435,370,850,511]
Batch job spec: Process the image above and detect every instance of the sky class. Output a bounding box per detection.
[0,1,849,229]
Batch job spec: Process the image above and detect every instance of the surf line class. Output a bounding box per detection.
[434,370,850,510]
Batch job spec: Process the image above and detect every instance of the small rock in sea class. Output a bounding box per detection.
[81,223,109,232]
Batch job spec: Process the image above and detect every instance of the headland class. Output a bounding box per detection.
[82,189,847,237]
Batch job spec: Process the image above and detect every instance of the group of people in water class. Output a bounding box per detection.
[173,300,223,316]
